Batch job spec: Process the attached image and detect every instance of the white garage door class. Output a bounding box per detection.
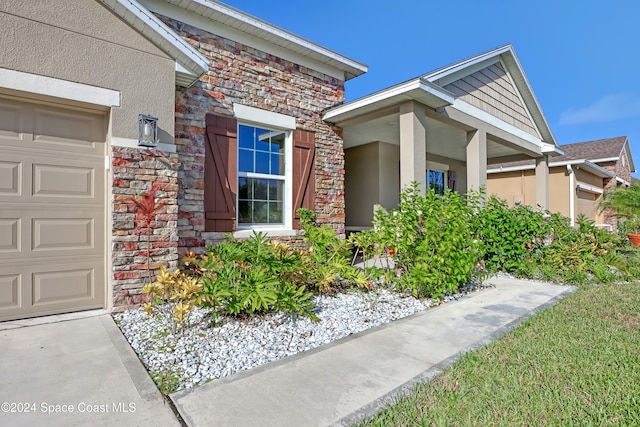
[0,95,106,321]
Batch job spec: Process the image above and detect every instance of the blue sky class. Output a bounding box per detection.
[223,0,640,177]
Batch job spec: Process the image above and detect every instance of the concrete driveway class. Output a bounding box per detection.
[0,313,180,427]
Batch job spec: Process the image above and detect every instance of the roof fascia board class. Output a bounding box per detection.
[428,56,501,87]
[141,0,366,80]
[487,164,536,173]
[323,78,454,123]
[622,138,637,172]
[101,0,209,78]
[488,159,613,177]
[591,157,619,163]
[422,44,512,84]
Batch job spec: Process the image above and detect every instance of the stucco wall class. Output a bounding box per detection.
[488,167,567,216]
[0,0,175,143]
[345,143,382,228]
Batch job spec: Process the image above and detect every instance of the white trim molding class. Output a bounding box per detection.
[111,137,176,153]
[233,104,296,130]
[0,68,120,107]
[576,183,604,195]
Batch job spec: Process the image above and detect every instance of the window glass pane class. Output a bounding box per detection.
[428,170,445,195]
[256,128,271,152]
[254,178,268,200]
[239,149,253,173]
[255,151,270,174]
[253,201,268,223]
[238,125,255,149]
[270,132,285,153]
[238,200,252,224]
[271,153,284,175]
[269,202,283,223]
[268,180,282,201]
[238,177,249,199]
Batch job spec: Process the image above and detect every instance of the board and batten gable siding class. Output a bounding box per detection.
[444,62,538,138]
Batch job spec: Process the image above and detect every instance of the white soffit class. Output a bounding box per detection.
[142,0,367,81]
[99,0,209,86]
[323,78,454,124]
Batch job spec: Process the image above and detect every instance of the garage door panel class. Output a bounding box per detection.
[0,218,20,252]
[33,218,94,251]
[0,160,21,195]
[0,274,21,310]
[33,163,95,198]
[1,210,103,259]
[0,102,25,141]
[33,268,94,306]
[33,108,105,152]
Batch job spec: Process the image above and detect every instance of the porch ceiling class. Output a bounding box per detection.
[343,113,529,162]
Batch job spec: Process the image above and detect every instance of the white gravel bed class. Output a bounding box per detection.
[114,286,483,392]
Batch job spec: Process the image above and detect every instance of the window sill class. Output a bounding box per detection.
[233,228,298,239]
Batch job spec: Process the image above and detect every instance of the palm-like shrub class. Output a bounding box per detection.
[599,182,640,234]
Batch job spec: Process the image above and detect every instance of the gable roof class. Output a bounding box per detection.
[422,44,557,147]
[100,0,367,86]
[561,136,632,165]
[149,0,367,81]
[488,135,638,178]
[324,44,559,153]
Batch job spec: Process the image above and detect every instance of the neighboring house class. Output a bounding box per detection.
[322,44,563,230]
[487,136,636,229]
[0,0,366,321]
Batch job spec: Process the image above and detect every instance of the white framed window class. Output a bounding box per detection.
[237,124,290,226]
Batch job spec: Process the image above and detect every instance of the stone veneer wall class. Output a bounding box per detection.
[159,16,348,258]
[600,151,633,232]
[111,146,180,310]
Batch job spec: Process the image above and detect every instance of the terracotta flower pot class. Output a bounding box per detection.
[627,233,640,248]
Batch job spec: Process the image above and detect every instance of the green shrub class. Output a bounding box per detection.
[371,183,482,298]
[188,232,317,320]
[473,196,550,272]
[297,208,369,292]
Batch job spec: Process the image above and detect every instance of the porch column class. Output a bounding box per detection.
[399,101,427,192]
[466,129,487,193]
[535,155,550,210]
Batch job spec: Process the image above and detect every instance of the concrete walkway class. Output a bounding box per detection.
[0,314,180,427]
[170,277,575,426]
[0,277,574,427]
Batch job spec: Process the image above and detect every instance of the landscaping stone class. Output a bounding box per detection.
[114,284,484,392]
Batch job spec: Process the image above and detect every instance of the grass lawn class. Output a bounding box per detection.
[356,282,640,426]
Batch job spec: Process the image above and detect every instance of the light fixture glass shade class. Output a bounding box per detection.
[138,114,158,147]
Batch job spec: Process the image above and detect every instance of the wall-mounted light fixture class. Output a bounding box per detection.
[138,114,158,147]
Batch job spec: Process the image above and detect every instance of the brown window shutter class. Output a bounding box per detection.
[204,114,238,232]
[292,130,315,229]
